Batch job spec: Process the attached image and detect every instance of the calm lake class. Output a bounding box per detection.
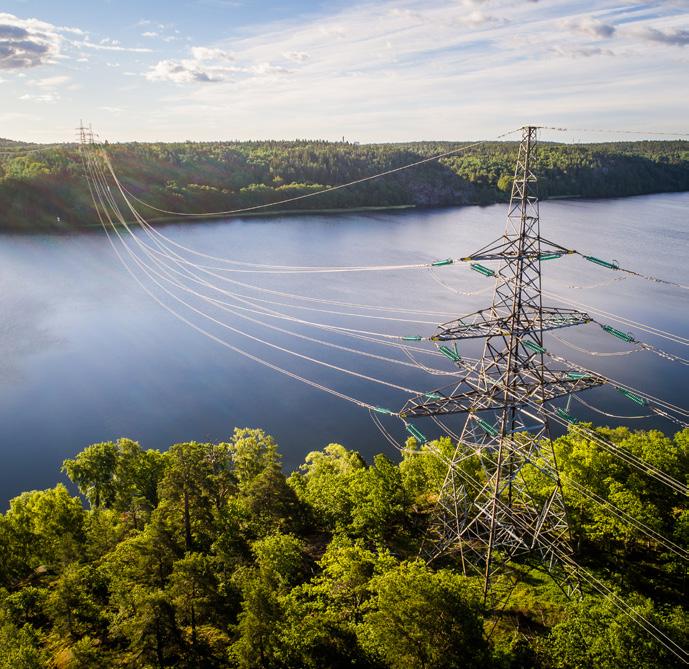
[1,192,688,507]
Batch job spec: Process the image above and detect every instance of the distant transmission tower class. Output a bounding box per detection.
[400,126,603,597]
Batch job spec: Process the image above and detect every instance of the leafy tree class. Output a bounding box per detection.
[3,485,84,573]
[167,552,230,664]
[63,441,119,509]
[45,563,108,641]
[357,560,489,669]
[0,609,47,669]
[227,428,280,491]
[229,534,308,668]
[348,454,409,542]
[4,138,689,231]
[0,427,685,667]
[158,441,234,551]
[288,443,366,532]
[543,595,689,669]
[63,439,167,519]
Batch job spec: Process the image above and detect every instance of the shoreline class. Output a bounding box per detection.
[2,189,689,234]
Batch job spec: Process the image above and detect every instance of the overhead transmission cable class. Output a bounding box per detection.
[110,129,521,220]
[105,156,465,319]
[544,291,689,348]
[400,419,689,663]
[540,125,689,139]
[103,155,457,353]
[438,343,689,497]
[82,149,385,411]
[86,146,433,401]
[98,191,461,378]
[87,132,689,503]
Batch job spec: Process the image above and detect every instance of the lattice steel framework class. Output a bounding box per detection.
[400,126,600,598]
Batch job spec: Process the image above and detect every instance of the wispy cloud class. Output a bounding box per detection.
[80,40,153,53]
[20,92,59,103]
[637,26,689,46]
[190,46,234,61]
[146,58,224,83]
[29,74,71,87]
[145,44,292,83]
[283,50,310,62]
[137,0,688,141]
[564,16,616,39]
[3,1,689,142]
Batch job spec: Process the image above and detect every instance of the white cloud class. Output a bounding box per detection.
[550,45,615,58]
[190,46,234,61]
[564,17,616,39]
[251,62,291,75]
[145,58,223,83]
[138,0,688,142]
[81,40,153,53]
[20,92,59,103]
[142,31,159,38]
[6,1,689,142]
[146,44,293,83]
[636,26,689,46]
[284,50,310,62]
[0,13,63,69]
[29,74,70,87]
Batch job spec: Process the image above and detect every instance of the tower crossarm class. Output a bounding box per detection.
[433,307,591,341]
[400,368,604,418]
[460,235,574,263]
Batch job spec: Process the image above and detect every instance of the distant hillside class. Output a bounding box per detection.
[1,138,688,230]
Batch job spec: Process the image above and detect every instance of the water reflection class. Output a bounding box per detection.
[0,192,687,506]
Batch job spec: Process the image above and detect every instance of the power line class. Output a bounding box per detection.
[82,125,689,639]
[110,130,521,219]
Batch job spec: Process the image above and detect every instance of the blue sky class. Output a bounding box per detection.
[1,0,688,142]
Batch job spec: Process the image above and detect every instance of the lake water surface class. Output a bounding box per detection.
[1,192,688,507]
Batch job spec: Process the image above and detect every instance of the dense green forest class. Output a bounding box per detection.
[1,426,687,668]
[1,138,688,230]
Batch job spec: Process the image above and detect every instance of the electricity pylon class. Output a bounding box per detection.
[400,126,602,598]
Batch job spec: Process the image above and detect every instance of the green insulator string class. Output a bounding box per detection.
[471,263,496,278]
[405,423,428,444]
[601,324,637,343]
[475,416,499,436]
[583,255,620,270]
[523,340,547,354]
[556,407,577,424]
[372,406,398,416]
[616,387,648,407]
[439,344,462,362]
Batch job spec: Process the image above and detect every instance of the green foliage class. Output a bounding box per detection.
[542,595,689,669]
[63,439,167,518]
[0,609,47,669]
[2,485,84,577]
[288,443,367,531]
[2,139,689,229]
[555,426,689,556]
[0,426,686,667]
[357,561,489,669]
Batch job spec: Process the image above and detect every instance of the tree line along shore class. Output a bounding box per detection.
[1,138,688,230]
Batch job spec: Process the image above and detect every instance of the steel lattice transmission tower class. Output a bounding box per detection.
[399,126,603,597]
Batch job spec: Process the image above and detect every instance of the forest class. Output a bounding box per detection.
[0,425,687,668]
[1,138,689,230]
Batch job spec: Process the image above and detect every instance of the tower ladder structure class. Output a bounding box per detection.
[400,126,601,597]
